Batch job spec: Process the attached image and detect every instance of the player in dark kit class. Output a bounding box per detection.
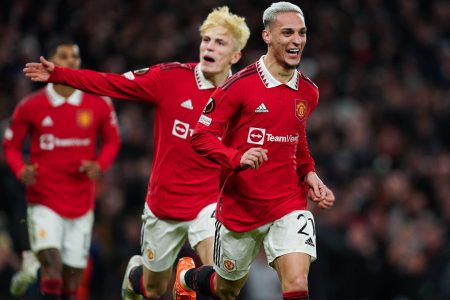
[23,7,250,300]
[4,40,120,300]
[174,2,335,300]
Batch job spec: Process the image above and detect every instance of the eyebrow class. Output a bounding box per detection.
[281,26,307,32]
[204,35,227,44]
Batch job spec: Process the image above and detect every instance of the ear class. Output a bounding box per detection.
[262,29,270,44]
[230,51,242,65]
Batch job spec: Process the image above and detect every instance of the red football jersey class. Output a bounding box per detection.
[3,84,120,218]
[48,63,222,221]
[191,57,318,232]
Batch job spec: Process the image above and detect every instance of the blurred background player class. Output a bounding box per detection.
[3,39,120,300]
[23,7,250,300]
[10,250,93,300]
[175,2,334,300]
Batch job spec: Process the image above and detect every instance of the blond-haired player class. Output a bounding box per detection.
[23,6,250,300]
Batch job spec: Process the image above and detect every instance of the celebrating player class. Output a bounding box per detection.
[23,7,250,300]
[174,2,335,300]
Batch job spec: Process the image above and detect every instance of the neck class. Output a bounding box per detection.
[263,55,295,84]
[53,84,75,98]
[204,70,230,87]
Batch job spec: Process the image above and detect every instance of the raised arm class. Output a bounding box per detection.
[24,57,160,103]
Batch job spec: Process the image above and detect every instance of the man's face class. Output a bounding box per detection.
[50,44,81,69]
[264,12,306,69]
[199,26,241,77]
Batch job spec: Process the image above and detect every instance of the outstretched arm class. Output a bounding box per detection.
[24,57,160,103]
[23,56,54,82]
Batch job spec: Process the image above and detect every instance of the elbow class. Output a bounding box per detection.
[190,131,201,154]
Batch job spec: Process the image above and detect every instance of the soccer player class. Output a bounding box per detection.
[174,2,335,300]
[23,7,250,300]
[3,40,120,300]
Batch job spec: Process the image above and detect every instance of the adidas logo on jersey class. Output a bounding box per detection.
[41,116,54,127]
[180,99,193,110]
[305,237,315,247]
[255,103,269,113]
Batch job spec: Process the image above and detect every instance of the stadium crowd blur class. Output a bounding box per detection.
[0,0,449,299]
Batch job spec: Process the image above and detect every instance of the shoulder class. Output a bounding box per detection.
[82,93,115,109]
[124,62,196,81]
[221,63,258,91]
[298,72,319,109]
[122,62,195,80]
[298,72,318,92]
[158,62,196,72]
[17,88,46,110]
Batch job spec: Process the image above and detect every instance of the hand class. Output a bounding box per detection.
[304,171,326,200]
[308,185,335,209]
[19,164,38,185]
[79,160,102,180]
[240,148,268,170]
[23,56,55,82]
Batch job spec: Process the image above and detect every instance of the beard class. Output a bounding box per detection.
[275,52,301,70]
[283,61,299,70]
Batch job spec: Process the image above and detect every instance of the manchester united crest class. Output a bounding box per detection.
[146,248,155,261]
[295,100,308,121]
[223,258,236,272]
[38,228,47,240]
[76,110,93,128]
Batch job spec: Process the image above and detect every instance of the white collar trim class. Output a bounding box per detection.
[194,63,232,90]
[46,83,82,107]
[256,56,299,90]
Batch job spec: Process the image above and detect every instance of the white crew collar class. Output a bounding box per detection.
[46,83,82,107]
[194,63,232,90]
[256,56,299,90]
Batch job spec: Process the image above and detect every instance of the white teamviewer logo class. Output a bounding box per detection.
[172,119,194,139]
[39,134,91,150]
[247,127,299,145]
[247,127,266,145]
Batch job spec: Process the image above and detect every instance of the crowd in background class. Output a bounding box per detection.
[0,0,449,299]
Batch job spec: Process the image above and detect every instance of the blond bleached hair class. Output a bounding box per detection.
[199,6,250,51]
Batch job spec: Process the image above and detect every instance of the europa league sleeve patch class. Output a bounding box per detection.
[203,97,216,114]
[133,67,150,75]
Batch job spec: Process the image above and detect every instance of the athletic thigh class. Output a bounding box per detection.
[213,221,269,281]
[188,203,216,249]
[61,210,94,268]
[27,204,64,252]
[264,210,317,266]
[141,203,190,272]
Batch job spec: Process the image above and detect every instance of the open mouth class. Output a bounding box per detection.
[203,56,215,63]
[286,49,300,56]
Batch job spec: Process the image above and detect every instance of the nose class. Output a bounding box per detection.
[205,40,215,51]
[293,33,303,46]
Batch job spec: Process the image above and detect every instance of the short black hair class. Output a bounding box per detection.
[44,36,79,58]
